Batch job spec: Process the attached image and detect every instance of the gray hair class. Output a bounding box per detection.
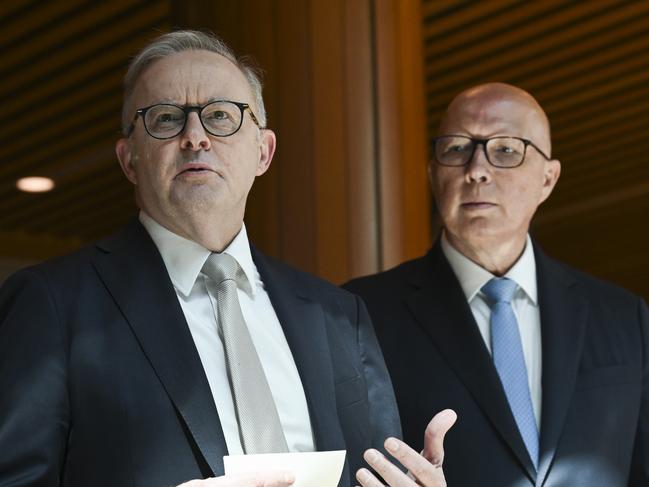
[121,30,267,135]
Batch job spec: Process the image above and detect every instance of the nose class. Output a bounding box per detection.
[464,142,492,184]
[179,112,211,151]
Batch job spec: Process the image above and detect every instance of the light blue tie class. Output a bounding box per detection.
[482,277,539,470]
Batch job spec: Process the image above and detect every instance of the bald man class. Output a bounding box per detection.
[345,83,649,486]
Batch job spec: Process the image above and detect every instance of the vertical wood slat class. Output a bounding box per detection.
[344,0,380,278]
[374,0,431,269]
[374,0,405,270]
[310,0,349,282]
[396,0,432,260]
[271,0,318,274]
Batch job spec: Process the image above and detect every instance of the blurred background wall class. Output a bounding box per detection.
[0,0,647,300]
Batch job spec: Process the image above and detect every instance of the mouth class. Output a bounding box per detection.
[461,201,496,210]
[175,163,216,178]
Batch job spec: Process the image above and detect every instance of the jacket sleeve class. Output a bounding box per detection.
[629,298,649,486]
[355,294,402,448]
[0,269,69,486]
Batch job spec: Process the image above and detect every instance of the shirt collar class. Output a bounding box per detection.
[441,232,538,305]
[139,211,257,298]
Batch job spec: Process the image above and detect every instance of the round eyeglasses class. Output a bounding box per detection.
[432,135,551,168]
[127,100,262,139]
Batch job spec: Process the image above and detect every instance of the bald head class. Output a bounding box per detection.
[439,82,552,155]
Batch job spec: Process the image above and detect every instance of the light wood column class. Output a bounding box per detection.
[374,0,432,270]
[172,0,431,282]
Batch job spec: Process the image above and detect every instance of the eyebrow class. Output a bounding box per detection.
[147,97,226,106]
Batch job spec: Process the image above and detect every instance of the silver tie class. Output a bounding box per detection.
[202,252,288,454]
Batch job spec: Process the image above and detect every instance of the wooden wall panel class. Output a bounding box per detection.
[343,1,380,277]
[310,0,350,281]
[375,0,431,267]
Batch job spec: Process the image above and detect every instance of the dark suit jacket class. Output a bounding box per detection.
[345,241,649,487]
[0,219,400,487]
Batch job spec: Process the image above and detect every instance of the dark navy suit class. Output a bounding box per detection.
[0,219,400,487]
[345,241,649,487]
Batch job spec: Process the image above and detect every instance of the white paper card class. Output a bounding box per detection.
[224,450,346,487]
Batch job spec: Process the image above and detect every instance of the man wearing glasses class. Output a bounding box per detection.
[0,31,454,487]
[346,83,649,486]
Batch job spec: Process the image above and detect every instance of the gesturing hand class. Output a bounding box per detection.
[356,409,457,487]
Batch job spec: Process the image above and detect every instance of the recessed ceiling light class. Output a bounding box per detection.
[16,176,55,193]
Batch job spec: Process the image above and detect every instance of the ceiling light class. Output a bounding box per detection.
[16,176,55,193]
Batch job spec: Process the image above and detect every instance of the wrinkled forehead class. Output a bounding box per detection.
[133,50,252,107]
[440,95,548,141]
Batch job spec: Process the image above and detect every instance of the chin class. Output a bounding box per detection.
[453,221,506,243]
[173,187,224,209]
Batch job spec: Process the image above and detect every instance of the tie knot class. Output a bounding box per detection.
[202,253,251,294]
[481,277,518,304]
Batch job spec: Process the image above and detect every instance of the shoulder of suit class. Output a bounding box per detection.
[541,251,645,307]
[2,220,143,293]
[10,244,97,281]
[254,250,360,303]
[343,253,430,294]
[0,243,99,311]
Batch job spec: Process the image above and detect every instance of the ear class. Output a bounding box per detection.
[256,129,276,176]
[539,158,561,203]
[427,161,435,187]
[428,160,442,200]
[116,137,138,185]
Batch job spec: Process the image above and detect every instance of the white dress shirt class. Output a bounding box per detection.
[140,212,315,454]
[441,233,542,429]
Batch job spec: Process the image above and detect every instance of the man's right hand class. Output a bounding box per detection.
[356,409,457,487]
[178,471,295,487]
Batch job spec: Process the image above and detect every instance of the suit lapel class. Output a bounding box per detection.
[535,246,589,487]
[406,243,536,481]
[251,248,346,455]
[92,219,227,475]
